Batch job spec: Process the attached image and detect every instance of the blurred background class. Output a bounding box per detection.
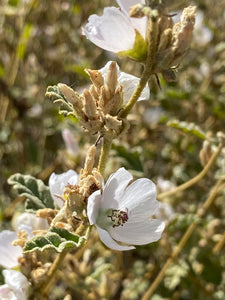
[0,0,225,299]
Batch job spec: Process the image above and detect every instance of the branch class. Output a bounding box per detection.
[158,143,223,200]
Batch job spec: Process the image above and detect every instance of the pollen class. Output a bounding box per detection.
[108,209,128,228]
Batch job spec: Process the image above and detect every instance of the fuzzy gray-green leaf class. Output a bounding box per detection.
[23,227,87,253]
[46,85,74,116]
[7,173,54,212]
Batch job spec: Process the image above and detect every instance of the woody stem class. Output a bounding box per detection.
[119,10,158,118]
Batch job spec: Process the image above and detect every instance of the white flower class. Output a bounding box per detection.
[14,212,49,235]
[0,231,22,269]
[83,0,147,53]
[49,169,78,208]
[87,168,165,251]
[0,213,49,269]
[100,61,150,103]
[0,269,29,300]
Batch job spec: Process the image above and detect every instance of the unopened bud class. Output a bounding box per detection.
[89,84,99,102]
[172,6,197,56]
[58,83,83,114]
[85,69,104,89]
[106,87,123,115]
[83,89,97,120]
[158,28,173,51]
[129,4,145,18]
[105,61,118,97]
[83,145,96,175]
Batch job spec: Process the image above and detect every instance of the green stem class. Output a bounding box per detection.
[39,250,68,297]
[141,175,225,300]
[119,10,158,119]
[98,137,112,176]
[158,143,223,200]
[38,224,91,298]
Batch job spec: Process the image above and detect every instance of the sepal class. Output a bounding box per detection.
[117,30,147,61]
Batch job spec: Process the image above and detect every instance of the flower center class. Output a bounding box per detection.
[108,209,128,228]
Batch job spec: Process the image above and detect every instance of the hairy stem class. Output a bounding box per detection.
[158,143,223,200]
[141,176,225,300]
[98,137,112,176]
[39,250,68,297]
[119,10,158,119]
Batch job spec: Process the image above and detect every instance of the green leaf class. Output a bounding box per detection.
[116,30,147,61]
[167,120,206,139]
[23,227,87,253]
[46,85,74,116]
[7,173,54,212]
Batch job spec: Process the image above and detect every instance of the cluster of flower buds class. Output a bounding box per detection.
[155,6,197,81]
[58,61,124,138]
[50,145,103,232]
[131,4,197,81]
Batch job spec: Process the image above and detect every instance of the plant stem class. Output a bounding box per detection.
[119,10,158,119]
[98,137,112,176]
[213,230,225,254]
[39,250,68,297]
[158,143,223,200]
[141,176,225,300]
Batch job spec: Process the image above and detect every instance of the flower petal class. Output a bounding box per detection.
[97,226,135,251]
[99,60,120,79]
[87,190,102,225]
[118,71,150,103]
[102,168,133,210]
[117,0,147,38]
[0,284,16,300]
[0,231,22,268]
[83,7,135,52]
[49,170,78,208]
[110,218,165,245]
[3,269,29,300]
[15,212,49,233]
[117,0,145,13]
[119,178,158,218]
